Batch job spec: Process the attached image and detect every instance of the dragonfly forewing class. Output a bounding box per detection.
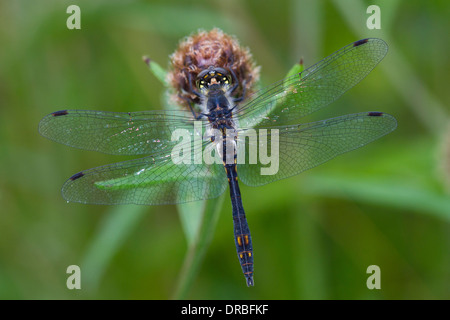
[38,109,203,156]
[235,38,388,129]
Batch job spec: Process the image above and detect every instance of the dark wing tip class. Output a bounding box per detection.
[353,39,369,47]
[69,171,85,181]
[367,111,398,132]
[51,110,69,117]
[39,110,68,136]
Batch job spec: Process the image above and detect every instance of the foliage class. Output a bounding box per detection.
[0,0,449,299]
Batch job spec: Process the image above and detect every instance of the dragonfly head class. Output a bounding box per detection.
[196,66,231,94]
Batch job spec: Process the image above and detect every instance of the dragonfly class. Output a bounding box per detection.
[39,38,397,287]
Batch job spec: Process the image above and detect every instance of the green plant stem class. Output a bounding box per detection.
[143,56,168,85]
[172,194,225,299]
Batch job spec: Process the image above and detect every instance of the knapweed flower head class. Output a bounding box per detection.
[167,28,260,109]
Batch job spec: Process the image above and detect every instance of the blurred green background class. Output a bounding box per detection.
[0,0,449,299]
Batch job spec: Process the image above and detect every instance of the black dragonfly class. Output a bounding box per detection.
[39,38,397,286]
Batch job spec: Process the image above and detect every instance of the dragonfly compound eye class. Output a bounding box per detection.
[196,67,232,90]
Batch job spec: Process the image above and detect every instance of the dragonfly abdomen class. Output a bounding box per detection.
[226,163,254,287]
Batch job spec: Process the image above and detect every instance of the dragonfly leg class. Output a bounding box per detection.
[186,70,202,99]
[177,94,203,120]
[228,68,239,93]
[232,80,247,103]
[228,68,247,103]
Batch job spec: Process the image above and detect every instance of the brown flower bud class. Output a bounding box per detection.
[167,28,260,109]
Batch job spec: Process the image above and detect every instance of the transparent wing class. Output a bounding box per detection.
[39,109,206,156]
[237,112,397,186]
[62,143,227,205]
[235,38,388,129]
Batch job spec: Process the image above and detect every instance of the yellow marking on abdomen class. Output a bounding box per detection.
[239,250,252,259]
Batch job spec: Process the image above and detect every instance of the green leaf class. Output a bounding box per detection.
[81,205,148,293]
[302,174,450,221]
[143,56,168,86]
[251,62,304,128]
[94,162,215,191]
[178,201,204,246]
[173,194,225,299]
[286,60,304,78]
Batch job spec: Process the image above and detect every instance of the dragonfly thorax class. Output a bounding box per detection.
[205,93,232,112]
